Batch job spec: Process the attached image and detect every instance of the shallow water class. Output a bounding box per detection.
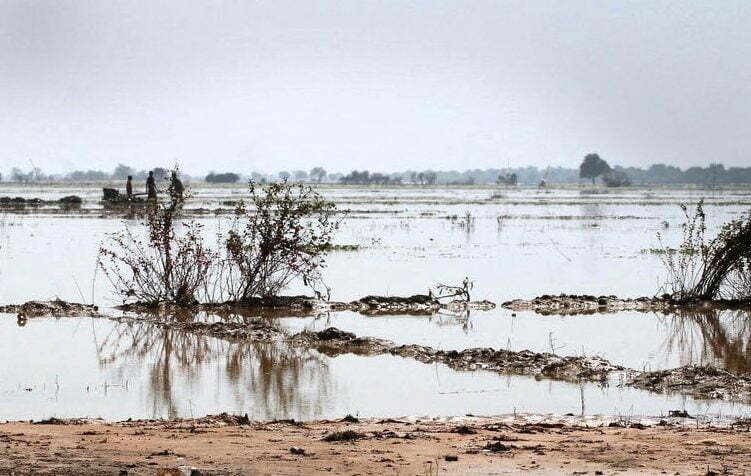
[1,184,751,420]
[2,316,749,421]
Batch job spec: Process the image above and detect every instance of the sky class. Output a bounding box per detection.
[1,0,750,176]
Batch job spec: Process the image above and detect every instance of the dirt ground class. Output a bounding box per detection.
[1,415,750,475]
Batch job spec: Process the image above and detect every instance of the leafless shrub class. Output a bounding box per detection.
[99,180,339,306]
[215,180,338,302]
[657,201,709,300]
[98,196,216,306]
[434,277,473,302]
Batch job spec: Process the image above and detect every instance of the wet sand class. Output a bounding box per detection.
[2,415,750,475]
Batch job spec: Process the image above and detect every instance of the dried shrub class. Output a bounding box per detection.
[214,180,338,302]
[701,214,751,300]
[98,198,216,306]
[657,201,710,300]
[98,179,339,306]
[658,200,751,301]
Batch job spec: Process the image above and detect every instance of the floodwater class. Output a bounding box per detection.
[1,184,751,420]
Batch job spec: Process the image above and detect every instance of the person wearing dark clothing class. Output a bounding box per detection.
[125,175,134,199]
[169,171,184,203]
[146,171,157,200]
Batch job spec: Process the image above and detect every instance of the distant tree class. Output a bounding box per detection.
[250,171,266,183]
[707,163,725,188]
[579,153,610,184]
[423,170,438,185]
[153,167,169,182]
[310,167,327,183]
[11,167,30,183]
[340,170,371,184]
[292,170,309,182]
[497,172,518,186]
[278,171,291,181]
[369,172,391,185]
[65,169,110,181]
[205,172,240,183]
[602,169,632,187]
[112,163,135,179]
[31,167,45,181]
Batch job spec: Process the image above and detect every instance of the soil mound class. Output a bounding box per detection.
[502,294,674,315]
[294,327,620,383]
[0,300,100,317]
[628,365,751,403]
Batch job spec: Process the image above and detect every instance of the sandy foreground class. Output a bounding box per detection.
[1,414,750,475]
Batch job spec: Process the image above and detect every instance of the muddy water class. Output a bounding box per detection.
[1,184,751,420]
[2,316,749,421]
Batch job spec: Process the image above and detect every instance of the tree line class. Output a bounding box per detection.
[6,164,175,183]
[3,160,751,186]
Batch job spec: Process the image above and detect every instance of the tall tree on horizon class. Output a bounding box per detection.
[579,153,611,185]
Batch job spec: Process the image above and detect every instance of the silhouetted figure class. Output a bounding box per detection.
[146,171,157,201]
[169,171,184,203]
[125,175,133,199]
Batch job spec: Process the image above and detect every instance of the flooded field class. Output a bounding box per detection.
[2,184,751,421]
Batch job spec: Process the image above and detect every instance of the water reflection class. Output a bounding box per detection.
[429,309,473,333]
[663,309,751,374]
[95,315,333,420]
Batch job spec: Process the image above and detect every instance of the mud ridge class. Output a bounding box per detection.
[0,300,101,318]
[628,365,751,403]
[294,327,621,383]
[0,195,82,208]
[117,294,497,316]
[502,293,751,316]
[295,327,751,403]
[329,295,496,315]
[291,328,393,355]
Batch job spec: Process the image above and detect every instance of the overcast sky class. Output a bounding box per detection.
[1,0,749,176]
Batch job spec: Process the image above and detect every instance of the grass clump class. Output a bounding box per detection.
[658,200,751,301]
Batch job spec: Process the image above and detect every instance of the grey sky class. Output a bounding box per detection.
[1,0,749,176]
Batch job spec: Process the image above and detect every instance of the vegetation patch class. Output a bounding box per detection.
[98,179,338,307]
[657,200,751,301]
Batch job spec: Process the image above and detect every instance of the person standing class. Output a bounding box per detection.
[146,171,157,200]
[168,170,184,203]
[125,175,134,199]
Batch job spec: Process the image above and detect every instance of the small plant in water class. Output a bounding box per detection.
[434,277,473,302]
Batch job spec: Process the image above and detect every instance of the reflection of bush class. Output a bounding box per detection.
[662,309,751,375]
[96,316,332,420]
